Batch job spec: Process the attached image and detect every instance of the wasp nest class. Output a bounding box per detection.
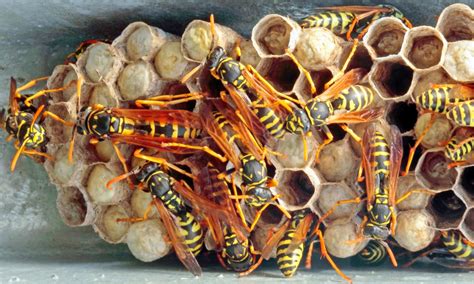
[27,3,474,273]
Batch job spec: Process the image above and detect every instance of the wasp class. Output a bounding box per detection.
[403,231,474,269]
[282,68,383,161]
[71,103,226,183]
[403,84,474,175]
[64,39,111,65]
[107,150,249,276]
[1,77,75,171]
[300,4,412,41]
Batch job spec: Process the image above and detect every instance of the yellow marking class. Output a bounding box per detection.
[329,12,339,31]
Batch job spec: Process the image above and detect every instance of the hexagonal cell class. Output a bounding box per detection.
[396,174,431,211]
[154,41,189,81]
[93,204,131,244]
[385,101,418,134]
[77,42,123,84]
[43,103,75,144]
[401,26,447,71]
[414,114,453,149]
[363,17,408,58]
[252,14,300,57]
[257,57,301,93]
[271,132,318,169]
[457,166,474,203]
[369,57,414,101]
[428,190,467,229]
[294,27,342,69]
[56,186,94,227]
[253,203,285,228]
[461,208,474,243]
[117,61,161,101]
[415,149,458,191]
[412,68,455,101]
[273,169,321,209]
[443,41,474,83]
[394,209,436,252]
[324,219,368,258]
[314,182,361,222]
[88,83,120,107]
[47,65,89,105]
[182,19,241,62]
[317,138,358,183]
[293,68,334,100]
[436,3,474,42]
[338,43,373,72]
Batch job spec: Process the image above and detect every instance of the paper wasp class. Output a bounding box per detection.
[353,240,387,266]
[64,39,111,65]
[404,84,474,175]
[281,68,383,161]
[1,77,75,172]
[315,125,433,269]
[402,231,474,269]
[201,100,290,231]
[106,150,249,276]
[300,4,412,41]
[242,209,351,282]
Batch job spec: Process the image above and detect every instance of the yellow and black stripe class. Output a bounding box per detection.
[357,241,386,265]
[177,211,204,256]
[441,231,474,261]
[216,57,247,90]
[331,85,374,112]
[415,86,461,114]
[212,111,240,144]
[146,171,186,215]
[447,101,474,127]
[276,211,307,277]
[300,11,356,35]
[444,136,474,162]
[252,97,286,138]
[152,121,201,139]
[16,112,47,148]
[371,131,390,187]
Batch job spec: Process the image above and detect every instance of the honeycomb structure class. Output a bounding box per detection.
[19,3,474,273]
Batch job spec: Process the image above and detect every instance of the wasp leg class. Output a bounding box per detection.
[316,197,364,230]
[357,162,365,182]
[133,149,196,180]
[285,49,316,95]
[180,65,202,84]
[346,216,368,245]
[249,194,291,232]
[231,173,251,231]
[42,111,75,127]
[315,125,334,163]
[160,142,227,163]
[111,142,134,189]
[448,161,468,169]
[239,255,264,277]
[117,201,154,223]
[401,247,437,268]
[135,92,205,107]
[315,229,352,283]
[402,113,436,176]
[24,80,75,106]
[304,241,315,269]
[395,188,435,205]
[324,39,359,90]
[22,148,54,160]
[15,76,49,93]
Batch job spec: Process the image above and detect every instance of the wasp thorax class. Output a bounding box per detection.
[285,108,311,134]
[363,224,390,241]
[136,162,161,183]
[206,46,226,69]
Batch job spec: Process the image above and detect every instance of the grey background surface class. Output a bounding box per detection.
[0,0,473,283]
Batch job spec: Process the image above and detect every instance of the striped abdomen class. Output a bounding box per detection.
[447,101,474,127]
[152,122,201,139]
[441,231,474,261]
[331,85,374,112]
[371,131,390,192]
[300,12,356,35]
[177,211,204,256]
[415,86,459,114]
[276,227,304,277]
[445,137,474,161]
[357,241,386,265]
[222,226,253,272]
[212,111,240,145]
[252,97,285,138]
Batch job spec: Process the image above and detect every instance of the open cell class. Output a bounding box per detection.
[458,166,474,202]
[56,187,90,227]
[401,27,447,70]
[415,149,458,191]
[428,190,467,229]
[385,101,418,133]
[252,14,300,57]
[364,18,408,58]
[370,58,414,100]
[258,58,301,93]
[274,170,318,208]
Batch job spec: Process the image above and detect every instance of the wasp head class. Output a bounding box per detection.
[285,108,311,134]
[363,224,390,241]
[135,162,161,184]
[206,46,226,70]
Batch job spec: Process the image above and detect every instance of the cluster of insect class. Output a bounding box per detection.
[2,4,473,282]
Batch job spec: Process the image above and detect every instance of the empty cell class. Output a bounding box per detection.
[295,68,333,98]
[370,60,414,99]
[461,209,474,242]
[259,204,284,225]
[276,170,316,207]
[258,58,300,93]
[416,150,458,191]
[385,101,418,133]
[459,166,474,200]
[56,187,89,227]
[429,190,467,229]
[340,44,373,72]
